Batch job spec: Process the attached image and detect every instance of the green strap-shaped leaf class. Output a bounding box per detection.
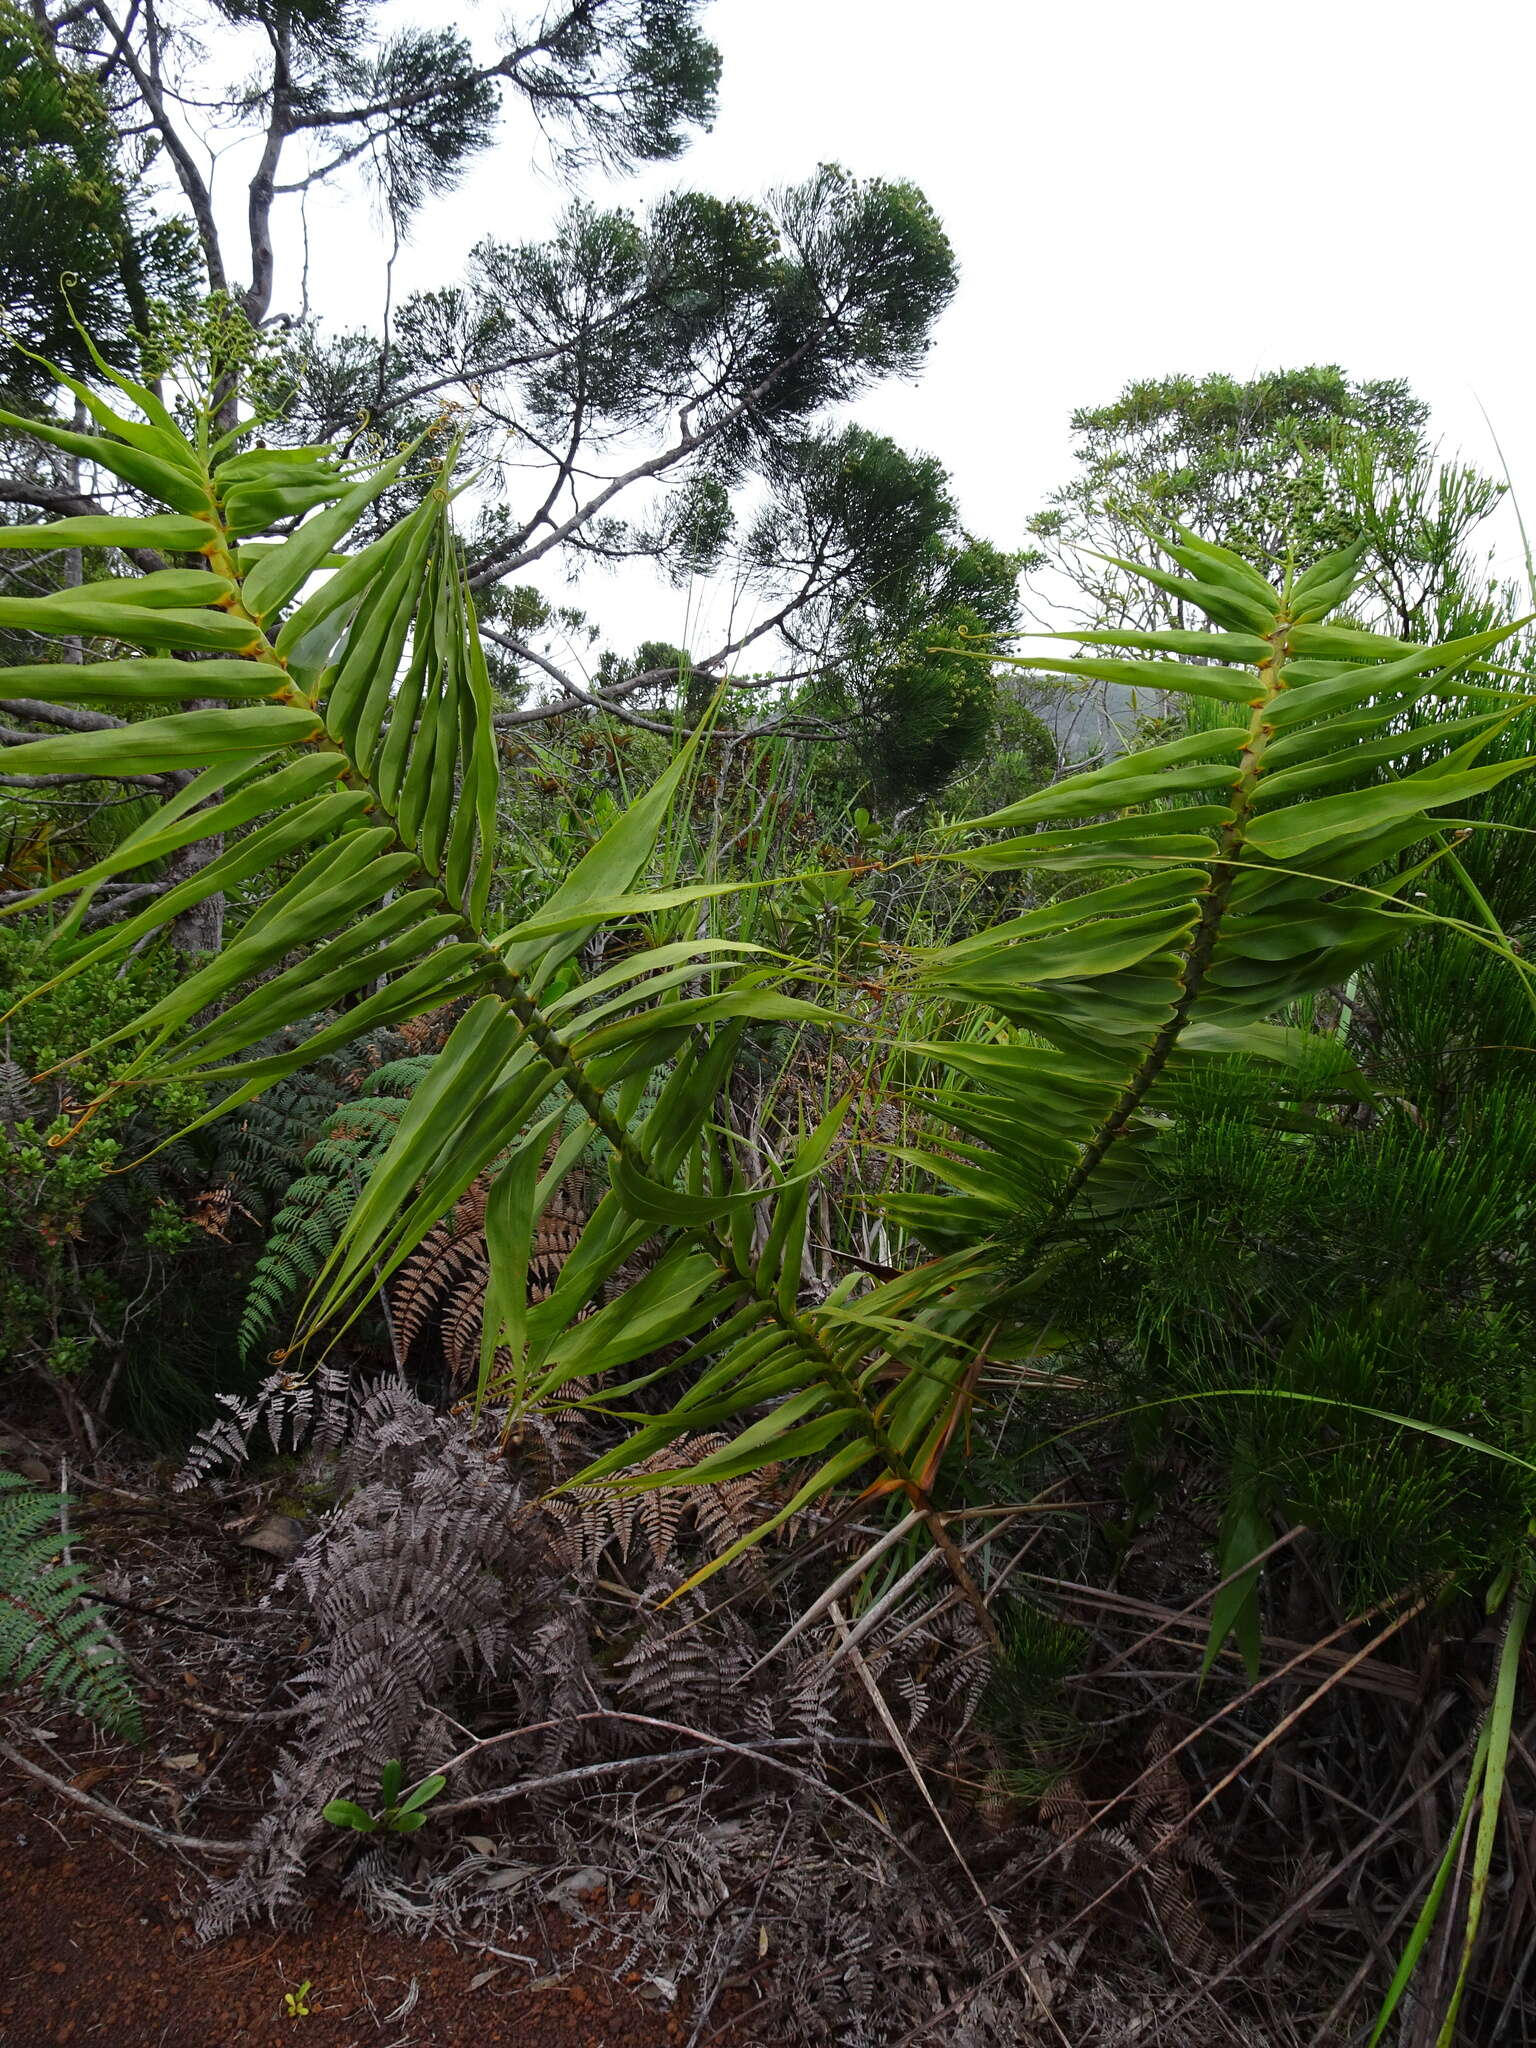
[1168,527,1282,604]
[477,1123,560,1405]
[559,962,749,1039]
[300,1000,528,1312]
[1031,626,1275,662]
[1247,756,1536,860]
[41,791,373,991]
[0,405,211,512]
[0,515,217,552]
[754,1098,852,1316]
[928,904,1200,991]
[1288,622,1424,660]
[326,508,443,760]
[99,837,413,1066]
[536,1250,736,1382]
[8,350,201,477]
[449,574,500,920]
[213,441,351,480]
[0,658,292,703]
[959,729,1249,832]
[241,437,428,621]
[1254,711,1503,802]
[542,938,770,1017]
[1095,547,1278,634]
[417,578,464,877]
[991,649,1259,705]
[0,600,263,655]
[157,902,463,1072]
[571,987,838,1061]
[1202,1488,1268,1681]
[221,479,349,538]
[3,568,234,611]
[1288,538,1368,620]
[0,753,347,922]
[496,723,711,981]
[661,1442,882,1599]
[957,821,1228,874]
[63,321,202,454]
[1265,625,1517,731]
[0,704,321,778]
[318,1058,560,1333]
[171,952,493,1110]
[922,870,1208,963]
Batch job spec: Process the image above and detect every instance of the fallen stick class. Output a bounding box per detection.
[0,1738,247,1858]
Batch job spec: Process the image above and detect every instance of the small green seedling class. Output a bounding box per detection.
[283,1979,312,2018]
[322,1758,447,1836]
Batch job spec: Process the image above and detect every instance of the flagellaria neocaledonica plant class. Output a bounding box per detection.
[10,340,1536,2031]
[4,342,1536,1649]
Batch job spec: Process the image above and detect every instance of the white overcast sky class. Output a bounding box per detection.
[207,0,1536,660]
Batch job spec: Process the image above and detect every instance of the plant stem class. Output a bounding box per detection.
[1040,623,1292,1232]
[1435,1565,1533,2046]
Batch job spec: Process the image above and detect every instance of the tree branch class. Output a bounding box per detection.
[0,1738,245,1858]
[484,630,692,735]
[272,129,379,195]
[0,880,160,909]
[282,6,594,133]
[79,880,167,927]
[484,630,832,743]
[86,1,229,294]
[0,772,165,789]
[466,319,832,590]
[0,483,167,576]
[0,699,127,733]
[241,18,292,328]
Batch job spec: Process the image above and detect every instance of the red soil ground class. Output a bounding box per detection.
[1,1762,738,2048]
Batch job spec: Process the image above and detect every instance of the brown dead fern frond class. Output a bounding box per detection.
[391,1163,594,1377]
[543,1432,778,1580]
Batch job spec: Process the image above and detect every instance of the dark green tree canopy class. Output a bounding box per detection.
[202,0,718,228]
[1030,365,1507,642]
[0,1,193,400]
[778,435,1023,805]
[348,178,961,726]
[336,168,955,486]
[27,0,719,332]
[1,5,990,793]
[0,1,123,385]
[1041,365,1428,556]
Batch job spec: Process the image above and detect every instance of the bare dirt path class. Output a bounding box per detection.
[1,1761,728,2048]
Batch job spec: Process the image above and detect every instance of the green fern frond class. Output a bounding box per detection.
[0,1469,140,1738]
[237,1055,430,1359]
[215,1034,431,1215]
